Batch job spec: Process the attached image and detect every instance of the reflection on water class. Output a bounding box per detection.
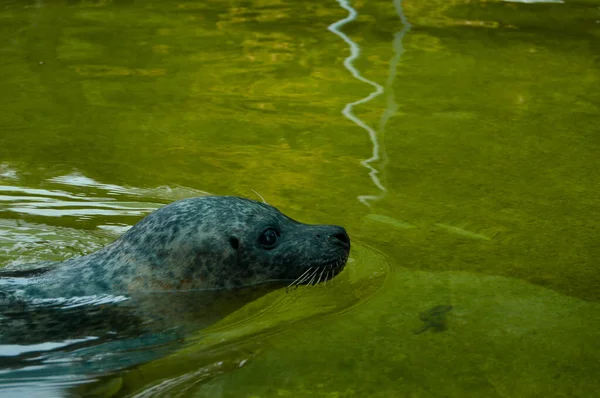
[377,0,411,197]
[0,271,296,394]
[328,0,386,206]
[329,0,411,207]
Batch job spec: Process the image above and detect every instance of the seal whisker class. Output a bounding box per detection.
[311,268,320,285]
[295,267,313,283]
[300,267,318,286]
[250,189,268,204]
[299,267,316,283]
[317,268,326,286]
[308,268,319,286]
[287,267,313,290]
[295,268,312,288]
[288,266,314,290]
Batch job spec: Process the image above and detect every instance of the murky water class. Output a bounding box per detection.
[1,0,599,396]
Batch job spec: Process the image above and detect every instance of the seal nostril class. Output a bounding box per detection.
[329,230,350,249]
[229,237,240,250]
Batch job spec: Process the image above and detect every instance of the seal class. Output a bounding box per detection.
[0,196,350,347]
[2,196,350,298]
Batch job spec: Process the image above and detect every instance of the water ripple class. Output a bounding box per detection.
[0,169,207,266]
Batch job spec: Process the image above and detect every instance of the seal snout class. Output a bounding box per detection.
[327,227,350,251]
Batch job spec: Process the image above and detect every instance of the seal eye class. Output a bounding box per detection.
[259,228,279,249]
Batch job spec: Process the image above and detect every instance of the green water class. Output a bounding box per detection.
[1,0,599,396]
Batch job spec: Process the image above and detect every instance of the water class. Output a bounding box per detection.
[1,0,599,396]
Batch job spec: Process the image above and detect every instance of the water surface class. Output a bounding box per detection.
[1,0,599,396]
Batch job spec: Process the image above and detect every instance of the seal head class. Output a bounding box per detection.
[20,196,350,297]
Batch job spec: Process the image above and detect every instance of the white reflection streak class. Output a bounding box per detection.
[328,0,385,206]
[380,0,411,133]
[374,0,411,205]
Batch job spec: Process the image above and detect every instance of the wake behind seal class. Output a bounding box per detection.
[0,196,350,345]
